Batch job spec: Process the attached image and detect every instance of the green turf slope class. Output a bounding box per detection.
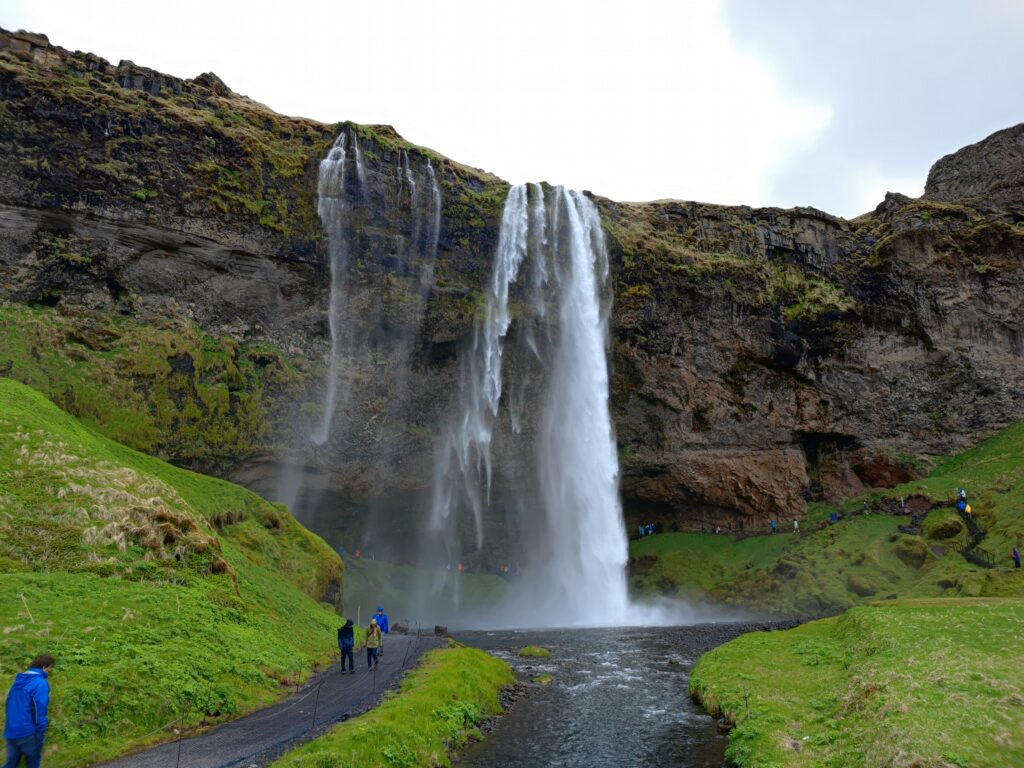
[272,645,512,768]
[0,377,349,766]
[631,419,1024,614]
[690,598,1024,768]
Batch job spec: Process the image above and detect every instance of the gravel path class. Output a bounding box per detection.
[95,633,441,768]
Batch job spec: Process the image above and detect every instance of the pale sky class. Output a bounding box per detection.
[2,0,1022,217]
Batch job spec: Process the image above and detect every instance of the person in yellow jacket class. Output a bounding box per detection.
[365,618,382,670]
[965,503,973,518]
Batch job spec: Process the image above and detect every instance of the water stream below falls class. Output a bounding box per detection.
[455,624,761,767]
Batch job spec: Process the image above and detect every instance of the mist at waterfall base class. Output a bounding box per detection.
[277,140,720,629]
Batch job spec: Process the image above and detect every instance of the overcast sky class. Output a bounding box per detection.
[3,0,1022,217]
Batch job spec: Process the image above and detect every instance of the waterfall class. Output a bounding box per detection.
[430,184,629,626]
[311,133,350,446]
[535,187,629,622]
[430,185,529,553]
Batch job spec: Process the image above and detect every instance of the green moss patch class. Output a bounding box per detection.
[272,646,512,768]
[517,645,551,658]
[0,302,311,466]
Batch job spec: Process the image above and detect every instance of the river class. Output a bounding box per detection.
[455,623,763,767]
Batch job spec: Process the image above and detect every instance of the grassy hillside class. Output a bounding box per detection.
[272,645,512,768]
[690,599,1024,768]
[630,419,1024,614]
[0,377,349,766]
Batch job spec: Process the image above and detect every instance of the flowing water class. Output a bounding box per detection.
[456,625,752,767]
[276,129,441,516]
[427,184,629,626]
[310,131,364,447]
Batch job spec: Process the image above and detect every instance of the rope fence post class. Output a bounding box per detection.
[310,678,323,731]
[175,700,189,768]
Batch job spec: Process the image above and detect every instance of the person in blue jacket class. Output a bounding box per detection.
[374,607,389,634]
[337,619,355,675]
[375,607,389,656]
[4,653,54,768]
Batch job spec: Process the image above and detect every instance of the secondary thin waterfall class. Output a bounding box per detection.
[312,132,365,446]
[430,184,629,625]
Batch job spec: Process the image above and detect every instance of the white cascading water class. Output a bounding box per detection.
[430,185,529,552]
[430,184,629,626]
[311,132,367,446]
[311,133,348,446]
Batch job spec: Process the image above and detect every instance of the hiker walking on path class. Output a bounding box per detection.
[770,519,777,534]
[365,619,382,670]
[337,619,355,675]
[1013,547,1021,569]
[793,519,799,533]
[375,607,389,656]
[4,653,54,768]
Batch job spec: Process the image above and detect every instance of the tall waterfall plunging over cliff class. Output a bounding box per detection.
[429,183,630,625]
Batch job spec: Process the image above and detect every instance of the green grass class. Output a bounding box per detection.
[272,645,512,768]
[0,378,351,766]
[630,418,1024,614]
[517,645,550,658]
[690,599,1024,767]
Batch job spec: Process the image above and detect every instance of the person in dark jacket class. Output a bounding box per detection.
[1013,547,1021,569]
[4,653,54,768]
[337,619,355,674]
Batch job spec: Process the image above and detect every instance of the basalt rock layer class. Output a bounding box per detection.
[1,28,1022,558]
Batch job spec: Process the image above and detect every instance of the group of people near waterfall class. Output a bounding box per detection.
[768,519,799,533]
[336,606,390,674]
[637,522,661,538]
[956,487,973,519]
[955,488,1020,568]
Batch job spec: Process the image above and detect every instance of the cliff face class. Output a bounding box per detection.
[2,29,1022,557]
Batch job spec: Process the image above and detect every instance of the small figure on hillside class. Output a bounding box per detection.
[770,519,777,534]
[365,619,382,670]
[638,525,644,538]
[4,653,54,768]
[965,503,973,518]
[1012,547,1021,569]
[957,499,967,513]
[337,619,355,675]
[793,519,800,532]
[713,525,721,535]
[958,488,967,501]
